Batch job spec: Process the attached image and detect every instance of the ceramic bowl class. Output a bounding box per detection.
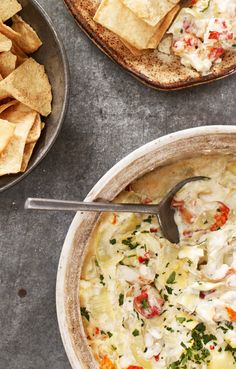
[0,0,69,193]
[56,125,236,369]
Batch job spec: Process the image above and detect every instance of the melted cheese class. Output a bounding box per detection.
[80,155,236,369]
[168,0,236,74]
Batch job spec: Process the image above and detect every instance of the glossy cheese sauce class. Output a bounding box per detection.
[80,155,236,369]
[168,0,236,74]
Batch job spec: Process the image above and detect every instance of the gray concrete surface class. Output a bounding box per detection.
[0,0,236,368]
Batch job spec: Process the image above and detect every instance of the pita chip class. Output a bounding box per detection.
[0,51,17,78]
[0,0,22,22]
[0,118,15,154]
[0,58,52,116]
[122,0,179,27]
[94,0,160,50]
[12,15,42,54]
[0,33,12,52]
[0,109,36,175]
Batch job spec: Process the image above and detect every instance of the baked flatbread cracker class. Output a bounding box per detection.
[122,0,179,27]
[0,99,17,114]
[121,38,150,56]
[94,0,160,50]
[0,0,22,22]
[0,19,20,42]
[0,51,17,78]
[20,142,36,172]
[147,4,180,48]
[0,118,15,154]
[26,113,41,144]
[12,15,42,54]
[0,58,52,116]
[0,33,12,52]
[0,110,36,175]
[158,34,172,54]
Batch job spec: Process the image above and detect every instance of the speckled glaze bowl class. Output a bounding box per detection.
[63,0,236,90]
[0,0,69,193]
[56,125,236,369]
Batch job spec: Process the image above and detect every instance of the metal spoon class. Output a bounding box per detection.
[25,176,209,244]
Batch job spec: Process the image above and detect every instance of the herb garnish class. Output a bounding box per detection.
[80,307,90,321]
[110,238,116,245]
[119,293,124,306]
[166,271,176,284]
[122,237,140,249]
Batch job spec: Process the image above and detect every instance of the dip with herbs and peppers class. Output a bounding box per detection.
[168,0,236,74]
[80,155,236,369]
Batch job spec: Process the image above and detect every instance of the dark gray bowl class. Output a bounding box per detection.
[0,0,69,193]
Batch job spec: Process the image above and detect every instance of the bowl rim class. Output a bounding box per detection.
[56,125,236,369]
[0,0,70,193]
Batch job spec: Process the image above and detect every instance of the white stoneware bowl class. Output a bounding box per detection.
[56,126,236,369]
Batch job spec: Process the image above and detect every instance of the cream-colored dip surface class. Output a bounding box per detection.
[80,155,236,369]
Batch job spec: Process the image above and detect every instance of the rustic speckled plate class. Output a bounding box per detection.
[64,0,236,90]
[57,126,236,369]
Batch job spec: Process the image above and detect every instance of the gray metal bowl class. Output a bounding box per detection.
[0,0,69,193]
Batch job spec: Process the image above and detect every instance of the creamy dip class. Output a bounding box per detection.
[80,155,236,369]
[168,0,236,74]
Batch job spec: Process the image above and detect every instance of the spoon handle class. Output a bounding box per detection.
[25,198,159,214]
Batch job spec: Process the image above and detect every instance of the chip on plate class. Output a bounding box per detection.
[0,33,12,52]
[12,15,42,54]
[0,118,15,154]
[0,0,22,23]
[94,0,160,50]
[122,0,179,27]
[147,4,180,48]
[0,58,52,116]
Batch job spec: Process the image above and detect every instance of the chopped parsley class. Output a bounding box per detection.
[141,298,149,309]
[80,307,90,321]
[99,274,105,286]
[132,329,140,336]
[176,317,186,324]
[225,344,236,363]
[168,323,216,368]
[122,237,140,249]
[110,238,116,245]
[143,215,152,223]
[166,285,173,295]
[119,293,124,306]
[166,271,176,284]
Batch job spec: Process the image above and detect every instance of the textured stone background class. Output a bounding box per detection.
[0,0,236,368]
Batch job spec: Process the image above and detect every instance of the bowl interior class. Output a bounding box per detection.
[56,128,236,369]
[0,0,69,192]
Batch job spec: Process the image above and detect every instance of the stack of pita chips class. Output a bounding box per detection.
[0,0,52,176]
[93,0,181,55]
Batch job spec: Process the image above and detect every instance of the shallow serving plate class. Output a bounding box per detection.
[0,0,69,193]
[57,125,236,369]
[64,0,236,90]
